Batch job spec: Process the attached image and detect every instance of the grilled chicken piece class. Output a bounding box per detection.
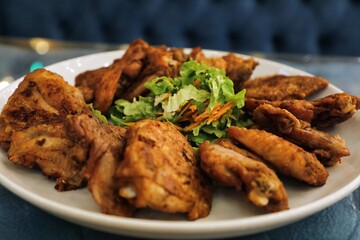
[228,126,328,186]
[242,75,328,101]
[8,123,87,191]
[66,114,134,217]
[252,104,350,166]
[115,119,212,220]
[245,93,360,128]
[0,68,90,149]
[190,47,258,92]
[199,142,288,212]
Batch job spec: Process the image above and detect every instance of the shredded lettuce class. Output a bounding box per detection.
[109,60,252,146]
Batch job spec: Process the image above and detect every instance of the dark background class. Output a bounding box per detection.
[1,0,360,56]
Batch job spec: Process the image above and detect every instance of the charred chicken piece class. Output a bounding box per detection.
[242,75,328,101]
[199,142,288,212]
[228,126,329,186]
[8,123,87,191]
[115,119,212,220]
[252,104,350,166]
[245,93,360,128]
[0,68,90,149]
[66,114,134,217]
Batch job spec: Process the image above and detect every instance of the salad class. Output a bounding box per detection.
[109,60,252,146]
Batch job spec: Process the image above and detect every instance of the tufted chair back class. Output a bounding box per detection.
[1,0,360,56]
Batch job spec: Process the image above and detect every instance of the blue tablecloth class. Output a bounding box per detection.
[0,43,359,240]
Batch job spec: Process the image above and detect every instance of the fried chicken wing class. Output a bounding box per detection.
[66,114,134,217]
[228,126,329,186]
[242,75,328,101]
[245,93,360,128]
[120,45,185,101]
[199,142,288,212]
[215,138,263,162]
[115,119,212,220]
[8,123,87,191]
[311,93,360,128]
[0,69,90,149]
[252,104,350,166]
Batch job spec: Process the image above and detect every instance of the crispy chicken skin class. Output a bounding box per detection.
[252,104,350,166]
[66,114,134,217]
[8,123,87,191]
[311,93,360,128]
[0,68,90,149]
[242,75,328,101]
[215,138,263,162]
[199,142,288,212]
[245,93,360,128]
[115,119,212,220]
[228,126,329,186]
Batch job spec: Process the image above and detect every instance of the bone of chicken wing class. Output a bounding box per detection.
[242,75,328,101]
[66,114,134,217]
[0,68,90,149]
[199,142,288,212]
[228,126,329,186]
[8,123,88,191]
[245,93,360,128]
[252,104,350,166]
[115,119,212,220]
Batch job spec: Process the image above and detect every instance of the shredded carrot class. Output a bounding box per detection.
[192,78,202,87]
[182,121,202,131]
[207,101,234,124]
[178,101,192,116]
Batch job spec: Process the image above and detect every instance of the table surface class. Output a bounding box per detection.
[0,37,359,240]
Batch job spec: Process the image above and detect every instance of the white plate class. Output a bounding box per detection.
[0,50,359,239]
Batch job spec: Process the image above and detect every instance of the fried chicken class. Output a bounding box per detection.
[8,123,87,191]
[190,47,258,92]
[66,114,134,217]
[120,45,186,101]
[115,119,212,220]
[0,68,91,190]
[245,93,360,128]
[199,142,288,212]
[75,39,258,114]
[227,126,329,186]
[311,93,360,128]
[252,104,350,166]
[0,68,90,149]
[215,138,263,162]
[242,75,328,101]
